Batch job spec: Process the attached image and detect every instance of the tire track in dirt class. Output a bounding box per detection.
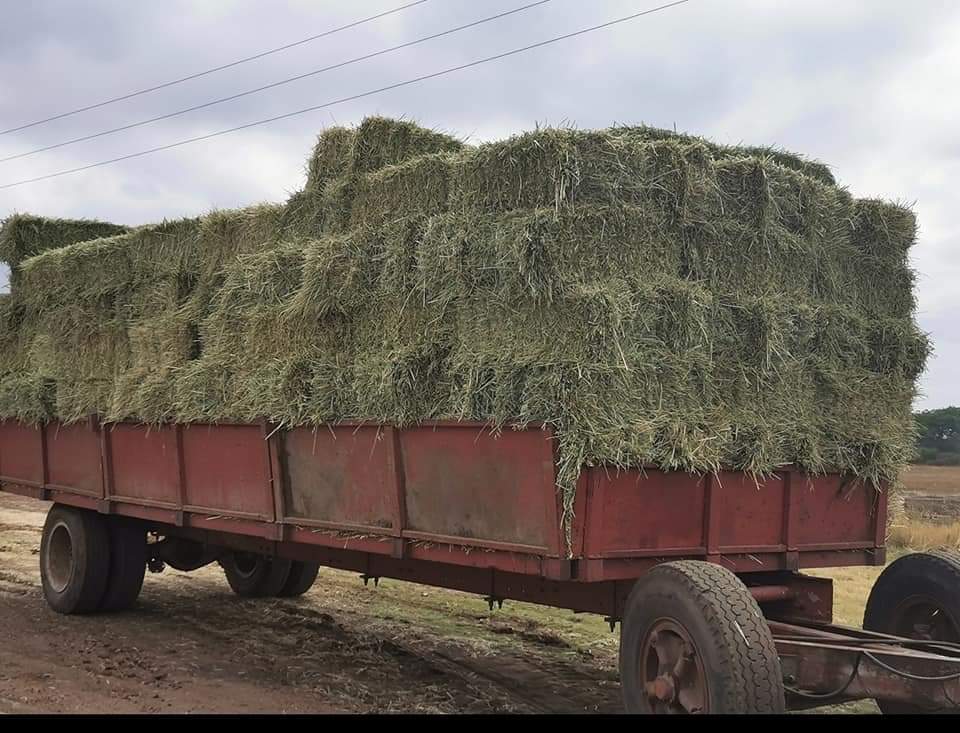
[0,494,623,713]
[426,646,622,713]
[120,582,518,712]
[265,593,622,713]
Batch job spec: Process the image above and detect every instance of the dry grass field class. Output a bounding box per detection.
[900,464,960,495]
[892,464,960,549]
[889,516,960,550]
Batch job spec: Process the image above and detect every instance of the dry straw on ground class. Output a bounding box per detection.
[0,117,929,520]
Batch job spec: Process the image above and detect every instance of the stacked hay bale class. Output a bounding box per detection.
[0,215,130,420]
[0,214,129,284]
[0,117,929,519]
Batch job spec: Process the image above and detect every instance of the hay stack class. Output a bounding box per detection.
[0,117,929,520]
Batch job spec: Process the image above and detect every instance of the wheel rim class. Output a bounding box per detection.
[232,552,261,579]
[891,594,960,643]
[46,521,74,593]
[640,618,708,714]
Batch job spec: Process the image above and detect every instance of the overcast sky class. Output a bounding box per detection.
[0,0,956,409]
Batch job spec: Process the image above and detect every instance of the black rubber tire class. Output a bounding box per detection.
[277,561,320,598]
[619,560,785,714]
[39,505,111,615]
[863,550,960,714]
[98,519,147,612]
[220,551,292,598]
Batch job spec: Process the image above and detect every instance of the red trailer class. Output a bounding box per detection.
[2,417,959,713]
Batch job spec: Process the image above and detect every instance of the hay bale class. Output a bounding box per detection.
[342,153,457,231]
[349,116,463,174]
[0,214,128,291]
[612,124,835,185]
[0,214,128,268]
[304,126,357,191]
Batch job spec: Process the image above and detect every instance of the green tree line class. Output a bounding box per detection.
[915,407,960,465]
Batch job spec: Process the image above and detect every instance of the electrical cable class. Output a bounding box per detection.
[0,0,693,191]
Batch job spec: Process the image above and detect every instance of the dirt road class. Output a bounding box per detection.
[0,493,625,714]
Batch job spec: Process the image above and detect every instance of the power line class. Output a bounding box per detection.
[0,0,693,191]
[0,0,429,137]
[0,1,553,164]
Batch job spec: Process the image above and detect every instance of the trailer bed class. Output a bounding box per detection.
[5,418,960,714]
[0,418,882,617]
[0,419,885,569]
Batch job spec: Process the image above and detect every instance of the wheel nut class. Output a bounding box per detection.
[651,675,676,702]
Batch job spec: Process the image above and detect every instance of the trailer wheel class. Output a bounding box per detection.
[39,505,110,615]
[863,550,960,714]
[98,519,147,612]
[220,551,292,598]
[277,561,320,597]
[619,561,785,714]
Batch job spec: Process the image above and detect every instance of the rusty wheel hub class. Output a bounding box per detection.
[893,595,960,643]
[640,620,707,714]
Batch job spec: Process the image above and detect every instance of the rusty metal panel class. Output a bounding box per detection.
[287,526,396,556]
[0,420,43,485]
[110,500,179,526]
[0,416,885,586]
[180,424,272,519]
[282,426,396,531]
[45,422,102,497]
[406,542,544,574]
[713,471,786,550]
[399,425,555,551]
[793,474,875,548]
[182,512,277,539]
[581,468,876,564]
[109,424,180,505]
[583,468,706,557]
[567,471,590,558]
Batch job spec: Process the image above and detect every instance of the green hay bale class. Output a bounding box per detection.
[284,230,382,322]
[170,241,311,424]
[350,116,463,174]
[13,311,129,423]
[839,200,919,318]
[304,126,357,191]
[612,125,835,185]
[280,189,324,240]
[852,261,917,319]
[18,218,202,318]
[108,310,196,422]
[13,206,289,425]
[171,355,239,423]
[849,199,917,262]
[450,126,832,225]
[318,153,455,235]
[295,119,458,237]
[865,319,930,380]
[0,294,22,359]
[196,204,286,274]
[450,129,715,215]
[0,373,53,424]
[0,214,128,269]
[344,153,457,231]
[351,335,454,423]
